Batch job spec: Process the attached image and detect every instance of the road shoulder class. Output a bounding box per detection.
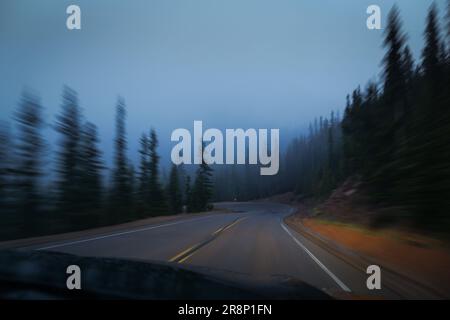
[0,209,231,250]
[284,210,450,299]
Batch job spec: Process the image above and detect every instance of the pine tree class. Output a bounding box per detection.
[138,133,149,206]
[393,45,417,206]
[327,117,334,186]
[0,123,10,212]
[185,175,192,212]
[147,128,167,214]
[167,164,182,214]
[177,164,187,199]
[79,122,103,210]
[415,3,448,224]
[445,1,450,127]
[447,0,450,37]
[422,3,443,84]
[191,156,214,212]
[364,6,408,203]
[447,0,450,44]
[55,86,82,213]
[13,89,45,232]
[402,46,415,87]
[128,163,137,210]
[112,97,131,208]
[383,5,407,102]
[337,4,450,229]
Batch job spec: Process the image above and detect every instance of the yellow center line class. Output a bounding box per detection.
[222,217,247,232]
[168,216,248,264]
[212,227,224,235]
[168,244,199,262]
[178,251,197,264]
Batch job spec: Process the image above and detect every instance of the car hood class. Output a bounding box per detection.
[0,250,331,300]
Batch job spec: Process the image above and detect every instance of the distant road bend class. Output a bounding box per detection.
[25,202,399,298]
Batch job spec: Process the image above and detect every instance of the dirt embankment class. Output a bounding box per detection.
[287,212,450,297]
[280,180,450,298]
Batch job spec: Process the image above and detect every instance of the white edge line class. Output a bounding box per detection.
[36,216,216,251]
[281,222,351,293]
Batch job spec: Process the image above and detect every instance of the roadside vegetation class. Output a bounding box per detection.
[216,2,450,235]
[1,2,449,241]
[0,88,214,241]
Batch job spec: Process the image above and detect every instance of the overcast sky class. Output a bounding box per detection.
[0,0,446,169]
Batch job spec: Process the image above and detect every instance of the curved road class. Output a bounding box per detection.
[27,202,399,298]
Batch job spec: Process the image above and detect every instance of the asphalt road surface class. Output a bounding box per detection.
[24,202,400,298]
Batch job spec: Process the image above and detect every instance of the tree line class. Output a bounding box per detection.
[1,2,449,239]
[288,2,450,231]
[213,2,450,232]
[212,111,344,202]
[341,2,450,230]
[0,87,213,240]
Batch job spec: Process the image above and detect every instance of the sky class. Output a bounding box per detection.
[0,0,447,171]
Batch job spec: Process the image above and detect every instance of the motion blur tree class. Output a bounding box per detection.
[447,0,450,39]
[147,128,167,214]
[340,3,450,230]
[402,46,415,86]
[287,112,343,198]
[167,164,182,214]
[55,86,82,213]
[341,6,412,208]
[422,3,443,88]
[13,90,45,232]
[128,163,137,207]
[383,6,407,103]
[112,97,132,209]
[415,3,448,223]
[446,1,450,55]
[371,5,407,201]
[184,175,192,212]
[138,133,149,207]
[191,155,213,212]
[79,122,103,210]
[0,123,10,211]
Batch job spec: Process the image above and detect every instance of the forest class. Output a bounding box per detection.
[0,87,214,240]
[214,3,450,232]
[0,2,449,240]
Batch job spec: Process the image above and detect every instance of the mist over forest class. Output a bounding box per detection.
[0,2,449,241]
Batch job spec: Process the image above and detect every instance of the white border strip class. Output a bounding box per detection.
[281,222,351,292]
[36,216,217,251]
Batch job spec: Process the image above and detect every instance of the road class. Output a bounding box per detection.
[25,202,399,298]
